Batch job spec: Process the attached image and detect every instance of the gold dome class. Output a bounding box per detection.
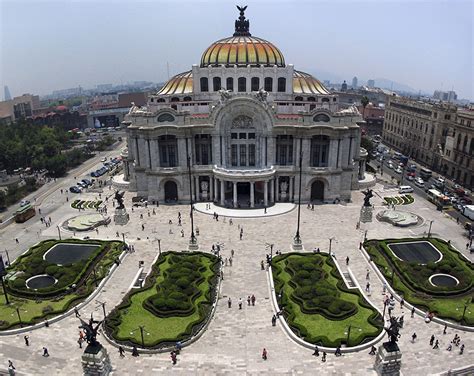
[157,71,193,95]
[200,36,285,68]
[293,71,330,95]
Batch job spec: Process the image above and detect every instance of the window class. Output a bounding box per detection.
[231,145,238,166]
[170,97,179,102]
[195,134,212,165]
[183,96,192,101]
[276,135,294,165]
[321,97,330,103]
[251,77,260,91]
[248,144,255,166]
[239,145,247,166]
[157,113,175,122]
[226,77,234,91]
[264,77,273,91]
[238,77,246,92]
[295,96,303,101]
[200,77,208,92]
[308,97,316,102]
[313,113,330,122]
[158,135,178,167]
[310,135,330,167]
[277,77,286,92]
[213,77,221,91]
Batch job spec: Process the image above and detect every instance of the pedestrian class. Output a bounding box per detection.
[345,256,349,265]
[447,344,452,351]
[24,335,29,346]
[366,269,370,280]
[247,296,251,306]
[272,315,277,326]
[79,330,84,341]
[412,332,417,343]
[411,306,415,318]
[229,258,233,267]
[443,324,447,335]
[228,297,232,308]
[15,238,19,244]
[42,347,49,357]
[221,270,224,280]
[119,346,125,357]
[430,334,435,346]
[178,218,182,226]
[181,229,184,237]
[400,298,404,309]
[313,345,319,356]
[335,346,342,357]
[74,307,80,318]
[231,249,234,257]
[142,224,145,231]
[261,260,265,270]
[369,345,376,355]
[382,282,387,294]
[132,346,139,357]
[322,352,327,362]
[78,337,83,348]
[251,294,256,306]
[225,258,228,266]
[239,298,243,310]
[171,351,177,364]
[365,282,370,292]
[240,232,243,240]
[262,348,267,360]
[460,344,465,354]
[8,359,15,369]
[433,339,439,349]
[230,218,233,225]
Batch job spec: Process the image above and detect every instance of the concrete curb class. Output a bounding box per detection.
[0,249,128,336]
[267,253,386,353]
[360,243,474,333]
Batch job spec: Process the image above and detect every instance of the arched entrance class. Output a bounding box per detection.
[164,181,178,202]
[311,180,324,202]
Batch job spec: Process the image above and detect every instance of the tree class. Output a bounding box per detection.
[361,136,375,162]
[361,96,369,119]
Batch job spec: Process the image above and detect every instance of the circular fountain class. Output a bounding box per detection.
[377,210,423,227]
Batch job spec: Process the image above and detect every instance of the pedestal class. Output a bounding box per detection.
[291,236,303,251]
[81,343,112,376]
[201,190,208,200]
[374,342,402,376]
[360,206,373,223]
[114,208,129,225]
[188,238,199,251]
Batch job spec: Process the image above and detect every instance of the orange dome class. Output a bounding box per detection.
[200,36,285,68]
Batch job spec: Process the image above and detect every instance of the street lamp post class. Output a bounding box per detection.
[4,250,10,265]
[96,301,106,319]
[16,307,23,327]
[427,220,434,238]
[122,233,126,244]
[293,147,303,248]
[329,237,335,255]
[57,225,61,240]
[157,239,161,255]
[0,255,9,304]
[187,156,196,247]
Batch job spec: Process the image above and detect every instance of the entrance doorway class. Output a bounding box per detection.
[310,180,324,202]
[237,182,250,207]
[164,181,178,202]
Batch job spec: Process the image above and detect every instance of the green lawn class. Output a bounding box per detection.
[365,238,474,326]
[106,252,218,347]
[0,240,123,330]
[272,253,382,347]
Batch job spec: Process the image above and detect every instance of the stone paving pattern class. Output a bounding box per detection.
[0,176,473,375]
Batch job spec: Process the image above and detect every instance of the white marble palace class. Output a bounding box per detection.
[123,7,365,208]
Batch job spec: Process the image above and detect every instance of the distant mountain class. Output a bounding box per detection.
[373,78,417,94]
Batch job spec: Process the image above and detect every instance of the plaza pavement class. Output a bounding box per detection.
[0,177,473,375]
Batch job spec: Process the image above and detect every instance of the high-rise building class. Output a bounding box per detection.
[341,80,348,92]
[352,77,358,89]
[433,90,457,102]
[367,79,375,88]
[4,86,11,101]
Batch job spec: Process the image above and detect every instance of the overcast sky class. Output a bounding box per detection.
[0,0,472,99]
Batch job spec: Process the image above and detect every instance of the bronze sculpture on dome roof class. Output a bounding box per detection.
[234,5,251,36]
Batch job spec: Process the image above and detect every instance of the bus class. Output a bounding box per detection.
[14,204,36,223]
[419,167,433,181]
[427,189,450,209]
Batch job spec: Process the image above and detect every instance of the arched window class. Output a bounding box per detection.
[313,113,330,122]
[264,77,273,92]
[157,113,175,122]
[277,77,286,92]
[308,97,316,102]
[226,77,234,91]
[200,77,209,92]
[251,77,260,91]
[157,98,165,103]
[321,97,330,102]
[238,77,246,92]
[295,96,303,101]
[311,135,330,167]
[213,77,221,91]
[170,97,180,102]
[183,96,192,101]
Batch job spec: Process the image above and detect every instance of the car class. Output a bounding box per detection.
[70,186,82,193]
[81,179,92,186]
[101,157,107,162]
[414,177,424,187]
[132,199,148,207]
[406,175,414,181]
[399,185,414,194]
[394,167,403,174]
[20,200,30,207]
[77,182,88,188]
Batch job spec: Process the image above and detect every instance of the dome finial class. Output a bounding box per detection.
[234,5,251,36]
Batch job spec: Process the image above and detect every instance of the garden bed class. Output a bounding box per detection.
[105,251,219,348]
[364,238,474,326]
[272,253,382,347]
[71,200,102,210]
[0,239,124,330]
[384,194,414,206]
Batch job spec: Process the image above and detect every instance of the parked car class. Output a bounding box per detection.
[70,186,82,193]
[399,185,414,194]
[394,166,403,174]
[414,177,424,188]
[81,179,92,186]
[77,181,88,188]
[132,199,148,207]
[20,200,30,207]
[406,175,414,181]
[101,157,107,162]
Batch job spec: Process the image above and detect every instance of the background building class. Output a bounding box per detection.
[0,94,40,124]
[352,76,358,89]
[124,8,364,206]
[367,79,375,88]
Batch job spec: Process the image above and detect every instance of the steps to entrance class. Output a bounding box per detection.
[194,202,296,218]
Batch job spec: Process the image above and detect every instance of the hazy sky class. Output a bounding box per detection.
[1,0,473,99]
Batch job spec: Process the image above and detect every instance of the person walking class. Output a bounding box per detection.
[132,346,139,357]
[312,345,319,356]
[433,339,439,349]
[228,297,232,308]
[412,332,417,343]
[271,315,277,326]
[119,346,125,357]
[74,307,81,318]
[460,344,465,354]
[335,346,342,357]
[369,345,376,355]
[443,324,447,335]
[345,256,349,265]
[238,298,243,310]
[24,335,29,346]
[400,298,404,309]
[430,334,435,346]
[251,294,256,306]
[171,351,177,364]
[365,282,370,292]
[411,306,415,318]
[262,348,267,360]
[42,347,49,357]
[231,249,235,257]
[322,352,327,362]
[247,296,251,306]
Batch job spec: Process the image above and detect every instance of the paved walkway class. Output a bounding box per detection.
[0,181,473,375]
[194,202,296,218]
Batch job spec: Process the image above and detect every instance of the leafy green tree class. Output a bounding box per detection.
[361,96,369,119]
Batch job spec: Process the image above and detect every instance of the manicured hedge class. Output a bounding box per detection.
[272,253,382,347]
[104,251,220,348]
[71,200,102,210]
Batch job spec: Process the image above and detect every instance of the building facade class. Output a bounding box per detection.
[383,96,473,189]
[123,9,363,207]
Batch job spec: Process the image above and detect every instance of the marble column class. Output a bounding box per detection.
[220,180,225,206]
[270,179,274,202]
[233,181,237,208]
[210,176,214,202]
[264,180,268,207]
[289,176,294,202]
[276,176,280,202]
[214,177,219,202]
[250,181,255,208]
[195,176,199,201]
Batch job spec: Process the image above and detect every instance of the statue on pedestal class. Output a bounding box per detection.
[363,188,373,207]
[384,316,402,352]
[114,191,125,210]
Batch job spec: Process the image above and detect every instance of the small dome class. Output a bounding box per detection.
[157,71,193,95]
[293,71,330,95]
[201,36,285,68]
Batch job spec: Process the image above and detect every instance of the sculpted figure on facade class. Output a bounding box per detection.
[255,88,268,104]
[280,181,288,194]
[232,115,253,129]
[218,89,232,104]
